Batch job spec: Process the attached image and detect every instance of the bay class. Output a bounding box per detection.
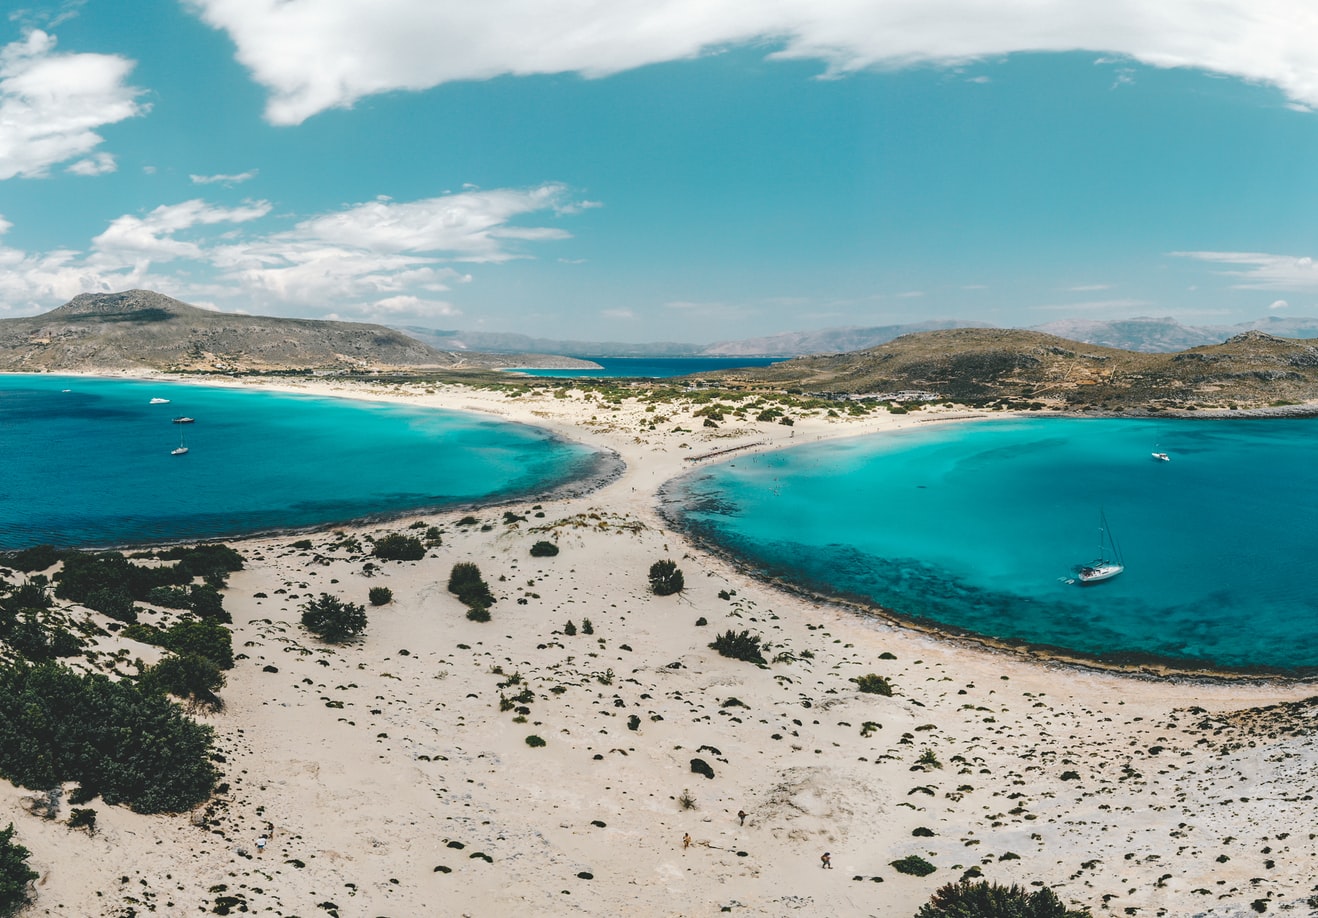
[0,375,610,549]
[662,416,1318,673]
[508,356,781,378]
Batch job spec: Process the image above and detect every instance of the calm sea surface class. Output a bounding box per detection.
[0,375,608,549]
[508,356,781,378]
[663,416,1318,673]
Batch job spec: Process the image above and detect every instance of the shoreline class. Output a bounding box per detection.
[7,372,1318,917]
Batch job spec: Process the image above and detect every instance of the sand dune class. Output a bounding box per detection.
[7,378,1316,917]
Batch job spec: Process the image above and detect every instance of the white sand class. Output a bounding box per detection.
[7,377,1317,917]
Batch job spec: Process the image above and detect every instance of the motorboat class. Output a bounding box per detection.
[172,416,195,424]
[150,397,171,404]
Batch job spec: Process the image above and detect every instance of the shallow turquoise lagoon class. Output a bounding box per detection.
[0,375,610,549]
[662,416,1318,673]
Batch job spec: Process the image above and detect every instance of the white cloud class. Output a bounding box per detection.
[0,183,588,316]
[92,199,273,262]
[66,151,116,175]
[1172,251,1318,291]
[185,0,1318,125]
[1270,298,1289,309]
[0,29,146,179]
[601,308,635,320]
[1067,283,1111,292]
[190,170,259,185]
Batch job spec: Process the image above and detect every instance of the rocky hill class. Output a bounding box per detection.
[0,291,586,374]
[698,327,1318,411]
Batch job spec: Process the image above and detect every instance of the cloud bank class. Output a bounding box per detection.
[0,184,581,319]
[0,30,146,179]
[184,0,1318,124]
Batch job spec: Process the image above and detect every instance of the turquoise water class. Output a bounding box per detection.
[509,356,781,378]
[662,417,1318,673]
[0,375,610,549]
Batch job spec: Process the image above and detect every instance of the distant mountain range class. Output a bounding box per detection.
[397,315,1318,358]
[716,327,1318,411]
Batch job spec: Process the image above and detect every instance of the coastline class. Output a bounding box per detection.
[6,374,1318,917]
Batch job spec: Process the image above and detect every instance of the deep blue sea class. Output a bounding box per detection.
[508,356,781,378]
[0,375,608,549]
[663,416,1318,673]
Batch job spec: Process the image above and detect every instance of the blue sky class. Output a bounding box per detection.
[2,1,1318,343]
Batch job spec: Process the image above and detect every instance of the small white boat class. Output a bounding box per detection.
[171,429,188,455]
[150,397,171,404]
[1075,512,1123,584]
[1151,452,1169,462]
[172,416,195,424]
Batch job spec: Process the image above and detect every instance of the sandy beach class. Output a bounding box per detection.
[6,376,1317,917]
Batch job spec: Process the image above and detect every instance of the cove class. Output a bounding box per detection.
[661,416,1318,674]
[0,375,612,550]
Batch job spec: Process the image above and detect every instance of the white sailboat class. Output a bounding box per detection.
[1076,512,1123,584]
[171,428,189,456]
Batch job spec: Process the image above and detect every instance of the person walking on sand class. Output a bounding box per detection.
[683,833,692,850]
[821,852,832,869]
[737,810,747,826]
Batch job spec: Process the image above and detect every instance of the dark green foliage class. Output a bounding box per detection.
[564,620,577,636]
[373,534,426,562]
[465,607,491,623]
[7,544,61,572]
[82,587,137,623]
[157,543,244,581]
[529,540,559,557]
[914,880,1093,917]
[648,559,684,596]
[690,758,715,779]
[853,673,893,696]
[368,587,393,606]
[186,584,229,622]
[891,854,936,877]
[162,619,234,669]
[580,618,594,635]
[525,735,546,747]
[146,585,192,609]
[5,614,82,663]
[627,714,641,731]
[142,654,226,711]
[68,808,96,833]
[448,563,495,610]
[3,580,52,613]
[0,662,218,813]
[0,823,37,916]
[709,630,767,665]
[300,594,368,643]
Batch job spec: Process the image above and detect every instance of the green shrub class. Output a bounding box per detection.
[2,581,52,612]
[466,607,491,623]
[891,854,936,877]
[852,673,893,696]
[564,620,577,636]
[580,618,594,635]
[648,560,685,596]
[529,541,559,557]
[368,587,393,606]
[914,880,1093,917]
[0,822,38,916]
[300,594,368,643]
[525,735,546,747]
[142,653,226,712]
[162,619,234,669]
[373,534,426,562]
[448,563,495,609]
[146,585,192,609]
[7,544,61,572]
[709,630,766,665]
[0,662,218,813]
[67,808,96,833]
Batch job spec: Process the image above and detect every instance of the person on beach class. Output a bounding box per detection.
[256,835,267,853]
[820,852,831,869]
[683,833,692,850]
[737,810,747,826]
